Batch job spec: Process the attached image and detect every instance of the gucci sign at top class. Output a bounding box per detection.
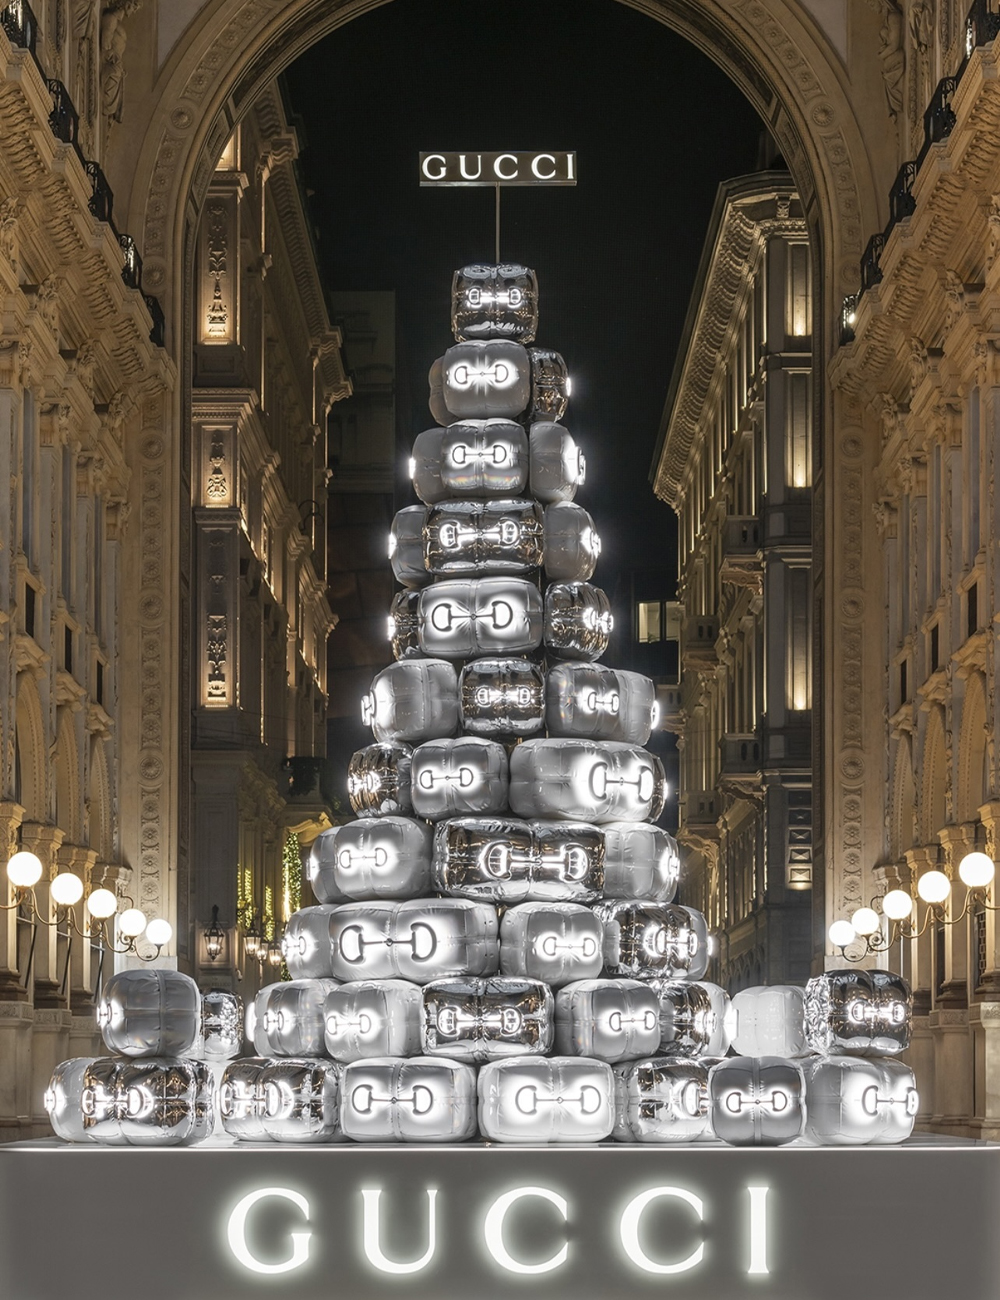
[420,152,577,186]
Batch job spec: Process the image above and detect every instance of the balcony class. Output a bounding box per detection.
[720,517,763,593]
[719,732,763,796]
[683,790,720,829]
[681,615,718,669]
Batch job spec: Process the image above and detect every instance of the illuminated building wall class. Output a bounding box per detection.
[652,173,813,990]
[190,84,350,1004]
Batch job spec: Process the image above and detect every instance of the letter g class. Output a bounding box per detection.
[227,1187,312,1275]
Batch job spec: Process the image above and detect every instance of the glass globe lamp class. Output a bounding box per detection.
[917,870,951,905]
[850,907,880,937]
[958,851,995,890]
[829,919,856,948]
[50,872,84,907]
[6,850,43,889]
[881,889,914,921]
[85,888,118,920]
[145,918,173,949]
[118,908,148,939]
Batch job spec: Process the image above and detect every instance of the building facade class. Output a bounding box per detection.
[653,174,814,991]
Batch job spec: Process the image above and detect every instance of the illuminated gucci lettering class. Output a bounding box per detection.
[338,923,438,965]
[419,151,577,187]
[223,1181,772,1280]
[227,1188,312,1276]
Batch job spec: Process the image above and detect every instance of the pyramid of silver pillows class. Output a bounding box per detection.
[45,265,917,1147]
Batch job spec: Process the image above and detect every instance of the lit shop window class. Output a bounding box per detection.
[784,567,812,711]
[637,601,662,644]
[786,242,811,338]
[785,371,812,488]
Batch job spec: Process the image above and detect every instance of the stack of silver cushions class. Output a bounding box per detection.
[44,970,237,1146]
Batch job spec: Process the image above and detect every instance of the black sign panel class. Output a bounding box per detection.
[420,152,577,186]
[2,1141,1000,1298]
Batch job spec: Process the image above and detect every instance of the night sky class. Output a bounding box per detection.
[283,0,766,621]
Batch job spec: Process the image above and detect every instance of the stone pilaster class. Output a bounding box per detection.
[927,1006,973,1137]
[19,823,66,1007]
[29,1006,72,1135]
[968,1002,1000,1139]
[0,1001,33,1139]
[57,844,98,1010]
[0,801,26,997]
[977,800,1000,995]
[937,823,976,1006]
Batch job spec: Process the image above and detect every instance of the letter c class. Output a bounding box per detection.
[493,153,519,181]
[484,1186,569,1274]
[421,154,447,181]
[531,153,557,179]
[620,1187,704,1275]
[227,1188,312,1275]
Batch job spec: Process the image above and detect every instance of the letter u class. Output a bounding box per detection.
[460,154,483,180]
[362,1188,438,1275]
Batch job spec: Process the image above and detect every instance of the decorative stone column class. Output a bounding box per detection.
[904,844,938,1126]
[937,823,975,1005]
[19,822,66,1007]
[0,1001,34,1140]
[976,799,1000,995]
[57,844,98,1011]
[0,801,26,997]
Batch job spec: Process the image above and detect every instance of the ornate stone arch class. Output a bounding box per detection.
[957,672,989,825]
[14,675,46,821]
[54,708,81,844]
[921,706,948,846]
[890,734,916,861]
[129,0,880,338]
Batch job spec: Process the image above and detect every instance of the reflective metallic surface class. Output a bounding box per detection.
[249,979,340,1057]
[529,422,585,502]
[347,742,413,817]
[459,657,545,737]
[613,1057,710,1143]
[219,1057,344,1143]
[411,421,529,504]
[652,980,733,1058]
[500,901,605,986]
[709,1056,806,1146]
[194,989,244,1061]
[310,817,433,903]
[803,1056,918,1146]
[508,739,666,823]
[389,589,424,661]
[363,659,459,745]
[78,1056,215,1147]
[597,901,711,980]
[45,1057,98,1142]
[433,816,604,903]
[97,969,201,1058]
[411,737,510,820]
[602,822,680,901]
[281,906,339,978]
[804,969,912,1056]
[324,979,423,1062]
[328,899,500,983]
[424,499,543,576]
[543,502,600,582]
[390,504,430,587]
[730,984,809,1057]
[555,979,661,1062]
[427,356,451,427]
[527,348,570,422]
[452,264,538,343]
[544,581,613,661]
[418,577,544,659]
[441,341,531,420]
[341,1056,478,1142]
[421,976,554,1062]
[478,1056,615,1143]
[545,665,656,745]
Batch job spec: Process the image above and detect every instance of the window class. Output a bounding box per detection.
[786,242,811,337]
[785,566,812,710]
[637,601,662,644]
[968,582,979,641]
[785,371,812,488]
[930,623,940,674]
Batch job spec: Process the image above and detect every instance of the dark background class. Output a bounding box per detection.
[283,0,767,810]
[284,0,765,602]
